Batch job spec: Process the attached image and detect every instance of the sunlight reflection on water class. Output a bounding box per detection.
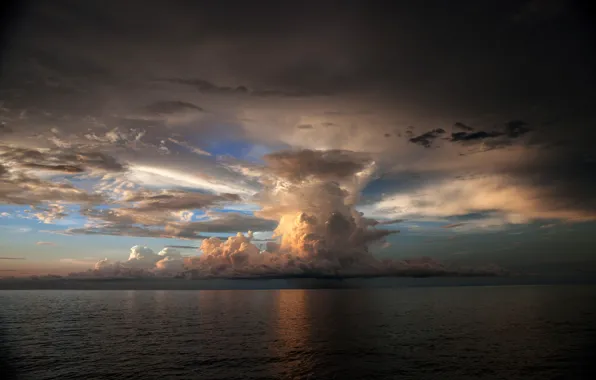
[1,285,595,379]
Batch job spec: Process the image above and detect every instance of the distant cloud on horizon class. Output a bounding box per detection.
[36,241,57,246]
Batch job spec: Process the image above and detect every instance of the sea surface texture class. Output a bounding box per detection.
[1,285,595,379]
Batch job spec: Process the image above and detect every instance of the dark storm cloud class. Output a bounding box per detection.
[161,78,246,94]
[162,78,327,98]
[504,120,531,138]
[0,123,12,133]
[454,122,474,131]
[143,101,203,116]
[448,120,532,148]
[409,129,446,148]
[2,0,594,134]
[512,0,568,24]
[407,120,533,147]
[450,131,503,142]
[503,146,596,216]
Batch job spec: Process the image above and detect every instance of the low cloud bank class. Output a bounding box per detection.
[64,233,502,280]
[89,246,184,277]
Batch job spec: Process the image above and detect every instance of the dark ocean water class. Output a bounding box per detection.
[1,285,595,380]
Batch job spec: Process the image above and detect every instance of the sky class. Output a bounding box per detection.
[0,0,595,278]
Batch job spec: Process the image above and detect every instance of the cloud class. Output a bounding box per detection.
[31,204,67,224]
[63,210,276,239]
[0,146,125,174]
[364,174,596,228]
[503,146,596,217]
[367,218,404,226]
[217,157,265,178]
[143,101,203,116]
[512,0,567,24]
[0,173,104,206]
[167,138,211,156]
[0,0,594,275]
[57,189,251,239]
[70,145,411,275]
[504,120,531,138]
[20,163,85,173]
[166,212,278,236]
[121,190,241,211]
[0,257,26,260]
[36,241,57,246]
[441,223,466,229]
[247,148,401,267]
[155,255,185,273]
[126,163,258,196]
[453,122,474,131]
[70,238,502,279]
[448,121,531,147]
[63,225,175,239]
[83,127,146,146]
[450,130,503,142]
[87,246,185,276]
[59,258,96,265]
[263,149,372,181]
[160,78,250,95]
[161,77,329,98]
[0,123,13,134]
[409,128,446,148]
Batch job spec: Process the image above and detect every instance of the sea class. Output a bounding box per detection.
[1,284,595,379]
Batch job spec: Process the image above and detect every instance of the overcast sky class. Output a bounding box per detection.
[1,0,595,277]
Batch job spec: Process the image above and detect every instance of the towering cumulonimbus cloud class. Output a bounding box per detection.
[180,149,402,277]
[257,149,396,263]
